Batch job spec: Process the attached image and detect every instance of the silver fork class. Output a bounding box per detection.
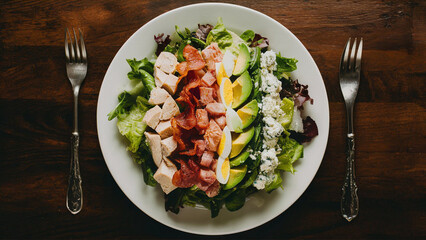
[65,28,87,214]
[339,37,363,222]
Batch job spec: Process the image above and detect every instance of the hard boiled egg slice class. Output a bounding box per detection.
[215,62,227,85]
[222,50,236,77]
[219,77,233,107]
[226,106,243,133]
[216,156,230,184]
[217,126,232,159]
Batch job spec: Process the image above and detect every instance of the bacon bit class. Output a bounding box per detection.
[175,90,197,130]
[183,45,205,70]
[171,118,186,150]
[172,159,197,188]
[196,109,209,129]
[180,139,206,157]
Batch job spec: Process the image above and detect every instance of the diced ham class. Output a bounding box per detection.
[153,158,177,194]
[201,43,223,71]
[195,69,206,78]
[155,52,178,74]
[196,109,209,129]
[205,102,226,117]
[144,132,162,167]
[200,151,214,167]
[214,116,226,130]
[201,71,217,87]
[179,139,205,157]
[161,136,177,157]
[148,87,171,105]
[204,120,223,151]
[210,159,218,171]
[183,45,205,70]
[160,96,180,120]
[205,180,220,197]
[143,105,162,129]
[212,83,220,102]
[199,87,215,106]
[199,169,216,185]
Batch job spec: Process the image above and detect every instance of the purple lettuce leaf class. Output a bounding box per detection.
[154,33,171,56]
[195,24,213,41]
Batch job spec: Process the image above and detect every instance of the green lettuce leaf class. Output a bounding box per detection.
[205,17,233,50]
[240,30,255,43]
[116,96,150,153]
[276,136,304,173]
[126,58,154,75]
[275,53,298,78]
[107,91,134,121]
[264,170,283,193]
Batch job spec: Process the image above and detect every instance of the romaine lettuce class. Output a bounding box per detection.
[205,17,233,50]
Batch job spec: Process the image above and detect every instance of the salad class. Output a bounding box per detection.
[108,18,318,217]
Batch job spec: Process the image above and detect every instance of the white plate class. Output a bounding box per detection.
[97,3,329,235]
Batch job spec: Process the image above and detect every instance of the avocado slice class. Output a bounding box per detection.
[230,126,255,158]
[223,165,247,190]
[232,43,250,76]
[231,71,253,109]
[230,151,250,167]
[237,99,259,129]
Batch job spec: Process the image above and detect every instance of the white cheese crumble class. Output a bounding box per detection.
[254,50,286,190]
[290,107,304,133]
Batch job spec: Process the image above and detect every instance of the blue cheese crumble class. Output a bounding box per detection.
[253,50,288,190]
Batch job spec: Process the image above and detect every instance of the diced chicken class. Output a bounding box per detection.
[143,105,162,129]
[153,158,177,194]
[148,87,171,105]
[204,120,223,151]
[205,102,226,117]
[196,109,209,129]
[162,74,179,95]
[155,120,173,139]
[201,71,216,86]
[200,151,215,167]
[199,87,215,106]
[214,115,226,130]
[202,43,223,70]
[154,52,178,74]
[154,67,167,88]
[161,136,177,157]
[160,96,180,120]
[144,132,162,167]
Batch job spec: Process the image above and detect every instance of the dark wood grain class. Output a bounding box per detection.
[0,0,425,239]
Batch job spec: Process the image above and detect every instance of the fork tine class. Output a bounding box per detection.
[65,29,70,63]
[349,38,357,70]
[79,28,87,63]
[340,38,351,71]
[67,28,75,62]
[355,38,363,70]
[73,28,81,63]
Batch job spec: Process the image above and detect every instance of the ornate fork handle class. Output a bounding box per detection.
[341,133,359,221]
[66,132,83,214]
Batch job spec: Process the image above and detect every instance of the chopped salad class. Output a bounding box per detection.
[108,18,318,217]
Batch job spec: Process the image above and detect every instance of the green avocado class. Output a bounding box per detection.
[230,151,250,167]
[232,43,250,76]
[230,126,255,158]
[237,99,259,129]
[231,71,253,109]
[223,165,247,190]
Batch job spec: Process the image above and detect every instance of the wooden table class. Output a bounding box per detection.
[1,0,425,238]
